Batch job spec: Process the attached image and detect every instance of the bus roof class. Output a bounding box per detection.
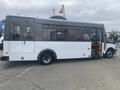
[6,15,104,28]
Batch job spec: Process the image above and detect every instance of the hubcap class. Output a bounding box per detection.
[43,55,51,64]
[107,51,112,57]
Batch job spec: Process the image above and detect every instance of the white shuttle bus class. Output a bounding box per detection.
[1,16,117,65]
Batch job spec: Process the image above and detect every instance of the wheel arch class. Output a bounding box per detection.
[105,47,115,54]
[37,49,57,60]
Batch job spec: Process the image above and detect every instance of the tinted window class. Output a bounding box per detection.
[56,25,67,41]
[4,17,10,40]
[56,30,66,41]
[81,27,97,41]
[35,24,56,41]
[90,28,96,41]
[81,28,91,41]
[12,26,21,40]
[25,27,33,40]
[97,28,103,42]
[9,17,35,41]
[10,17,23,41]
[23,18,35,41]
[68,26,81,41]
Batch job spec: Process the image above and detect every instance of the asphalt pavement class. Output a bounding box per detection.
[0,49,120,90]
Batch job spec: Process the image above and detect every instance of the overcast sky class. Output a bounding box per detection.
[0,0,120,31]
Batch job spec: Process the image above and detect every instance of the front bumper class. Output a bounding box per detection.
[1,56,9,61]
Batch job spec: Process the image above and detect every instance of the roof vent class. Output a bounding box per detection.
[50,15,67,20]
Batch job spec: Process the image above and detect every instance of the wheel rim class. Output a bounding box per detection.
[43,55,52,64]
[107,51,113,58]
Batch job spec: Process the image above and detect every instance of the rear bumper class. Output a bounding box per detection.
[1,56,9,61]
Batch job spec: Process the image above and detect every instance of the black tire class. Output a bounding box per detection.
[105,49,113,58]
[38,52,54,65]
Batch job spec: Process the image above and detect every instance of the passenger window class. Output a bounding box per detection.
[56,30,66,41]
[12,26,21,40]
[37,24,56,41]
[97,29,102,42]
[68,30,81,41]
[82,34,90,41]
[81,28,90,41]
[68,26,81,41]
[56,25,67,41]
[90,29,96,41]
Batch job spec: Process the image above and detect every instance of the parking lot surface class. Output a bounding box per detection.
[0,49,120,90]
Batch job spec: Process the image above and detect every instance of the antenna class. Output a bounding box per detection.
[52,8,56,16]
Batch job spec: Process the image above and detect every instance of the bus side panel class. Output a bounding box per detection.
[35,42,92,59]
[9,53,36,61]
[8,42,91,61]
[10,41,22,53]
[23,41,35,53]
[9,41,36,61]
[103,43,116,54]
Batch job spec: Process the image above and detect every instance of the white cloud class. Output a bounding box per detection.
[0,0,120,31]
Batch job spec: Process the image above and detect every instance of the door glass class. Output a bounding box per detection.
[25,26,33,40]
[23,19,34,41]
[10,17,23,41]
[12,26,21,40]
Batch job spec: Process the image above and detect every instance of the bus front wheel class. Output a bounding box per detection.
[105,49,114,58]
[38,52,54,65]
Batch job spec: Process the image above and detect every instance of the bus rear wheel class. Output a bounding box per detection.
[105,49,113,58]
[38,52,54,65]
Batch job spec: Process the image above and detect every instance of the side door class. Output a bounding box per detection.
[9,17,23,53]
[22,18,35,53]
[96,29,103,57]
